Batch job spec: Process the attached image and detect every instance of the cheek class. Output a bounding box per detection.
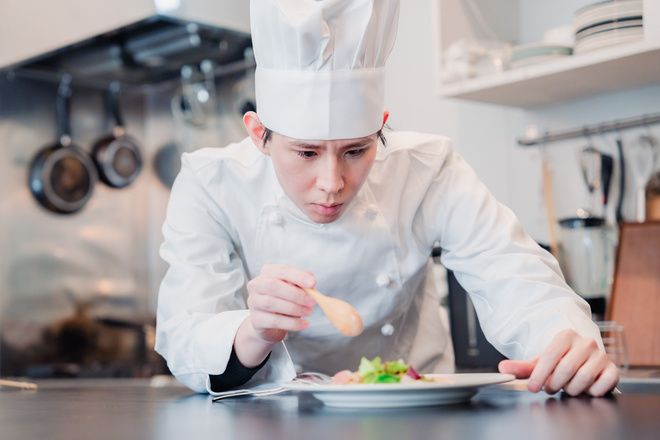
[273,157,312,192]
[351,156,376,187]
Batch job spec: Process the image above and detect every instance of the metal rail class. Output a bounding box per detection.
[518,112,660,146]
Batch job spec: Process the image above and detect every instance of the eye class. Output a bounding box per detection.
[346,149,366,158]
[297,150,317,159]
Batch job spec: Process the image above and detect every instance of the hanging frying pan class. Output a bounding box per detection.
[92,83,143,188]
[28,74,97,214]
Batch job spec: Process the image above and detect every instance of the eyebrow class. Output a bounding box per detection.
[290,139,373,150]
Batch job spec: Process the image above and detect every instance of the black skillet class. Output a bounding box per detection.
[91,83,143,188]
[28,75,97,214]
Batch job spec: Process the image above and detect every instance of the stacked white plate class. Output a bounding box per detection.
[509,43,573,69]
[573,0,644,54]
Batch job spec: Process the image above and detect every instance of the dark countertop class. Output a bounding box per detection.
[1,377,659,440]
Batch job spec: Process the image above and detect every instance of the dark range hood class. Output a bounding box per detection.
[11,16,253,87]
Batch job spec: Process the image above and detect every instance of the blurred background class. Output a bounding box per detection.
[0,0,658,378]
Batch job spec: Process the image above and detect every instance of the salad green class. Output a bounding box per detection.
[356,357,421,384]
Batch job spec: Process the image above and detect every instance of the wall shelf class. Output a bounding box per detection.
[434,0,660,108]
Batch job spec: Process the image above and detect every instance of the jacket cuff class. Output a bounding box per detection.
[208,346,271,392]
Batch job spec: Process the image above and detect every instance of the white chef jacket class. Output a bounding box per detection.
[155,131,602,394]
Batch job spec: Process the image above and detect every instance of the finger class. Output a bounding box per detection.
[543,337,599,394]
[528,330,574,393]
[587,362,620,397]
[260,264,316,289]
[562,350,611,396]
[498,357,539,379]
[250,310,310,332]
[248,293,314,318]
[249,277,316,307]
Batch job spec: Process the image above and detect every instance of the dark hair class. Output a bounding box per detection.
[261,126,388,147]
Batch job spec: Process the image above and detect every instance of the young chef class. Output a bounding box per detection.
[155,0,619,397]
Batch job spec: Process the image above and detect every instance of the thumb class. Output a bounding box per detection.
[498,356,539,379]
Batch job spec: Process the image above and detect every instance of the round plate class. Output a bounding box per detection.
[510,53,572,69]
[576,18,643,40]
[282,373,515,408]
[574,0,643,34]
[574,26,644,54]
[511,43,573,60]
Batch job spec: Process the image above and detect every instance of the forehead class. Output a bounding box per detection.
[278,133,376,150]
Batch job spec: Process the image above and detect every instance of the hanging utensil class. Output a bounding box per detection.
[600,152,614,224]
[577,146,602,218]
[600,153,614,209]
[540,146,559,259]
[153,143,182,189]
[172,64,216,128]
[628,134,658,222]
[616,138,626,223]
[91,82,143,188]
[28,74,97,214]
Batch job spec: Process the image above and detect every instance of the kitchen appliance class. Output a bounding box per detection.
[446,270,506,371]
[557,217,616,319]
[0,1,250,76]
[432,248,505,371]
[27,74,98,214]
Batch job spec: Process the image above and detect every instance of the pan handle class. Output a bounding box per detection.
[56,73,73,145]
[106,81,126,137]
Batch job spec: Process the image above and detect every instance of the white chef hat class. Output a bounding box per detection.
[250,0,400,140]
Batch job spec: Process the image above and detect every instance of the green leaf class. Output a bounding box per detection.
[384,359,409,375]
[376,374,401,383]
[361,372,379,384]
[358,356,384,379]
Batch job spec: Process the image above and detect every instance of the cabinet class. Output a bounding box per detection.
[432,0,660,107]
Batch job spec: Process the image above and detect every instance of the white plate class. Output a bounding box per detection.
[574,0,643,34]
[511,43,573,59]
[281,373,515,408]
[576,18,643,40]
[509,53,572,69]
[574,26,644,54]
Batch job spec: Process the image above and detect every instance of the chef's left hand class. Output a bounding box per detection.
[498,329,619,397]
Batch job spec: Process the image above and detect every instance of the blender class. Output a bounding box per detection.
[557,146,615,320]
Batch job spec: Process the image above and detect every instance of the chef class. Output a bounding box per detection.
[155,0,619,397]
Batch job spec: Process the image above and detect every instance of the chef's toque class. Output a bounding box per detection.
[250,0,400,140]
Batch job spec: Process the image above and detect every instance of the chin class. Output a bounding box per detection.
[307,209,344,224]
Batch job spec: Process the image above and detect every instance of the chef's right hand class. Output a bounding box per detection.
[243,264,317,345]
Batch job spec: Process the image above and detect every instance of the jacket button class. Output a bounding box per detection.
[269,212,283,225]
[381,323,394,336]
[376,273,391,287]
[366,204,378,220]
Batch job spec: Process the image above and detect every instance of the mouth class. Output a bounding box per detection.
[312,203,343,216]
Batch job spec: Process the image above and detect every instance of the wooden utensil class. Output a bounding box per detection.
[302,288,363,337]
[541,148,558,258]
[0,379,38,390]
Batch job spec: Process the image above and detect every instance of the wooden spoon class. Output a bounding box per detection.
[302,287,363,337]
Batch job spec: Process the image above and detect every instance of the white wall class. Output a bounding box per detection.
[385,0,660,245]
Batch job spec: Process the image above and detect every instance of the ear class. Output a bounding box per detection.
[243,111,270,155]
[382,110,389,128]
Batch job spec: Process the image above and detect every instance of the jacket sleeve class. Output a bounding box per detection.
[154,154,295,394]
[422,143,602,360]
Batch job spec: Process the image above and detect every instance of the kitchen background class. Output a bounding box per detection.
[1,0,658,377]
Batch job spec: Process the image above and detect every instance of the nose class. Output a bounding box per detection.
[316,157,344,194]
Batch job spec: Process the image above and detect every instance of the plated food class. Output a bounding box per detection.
[283,361,515,408]
[330,357,457,385]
